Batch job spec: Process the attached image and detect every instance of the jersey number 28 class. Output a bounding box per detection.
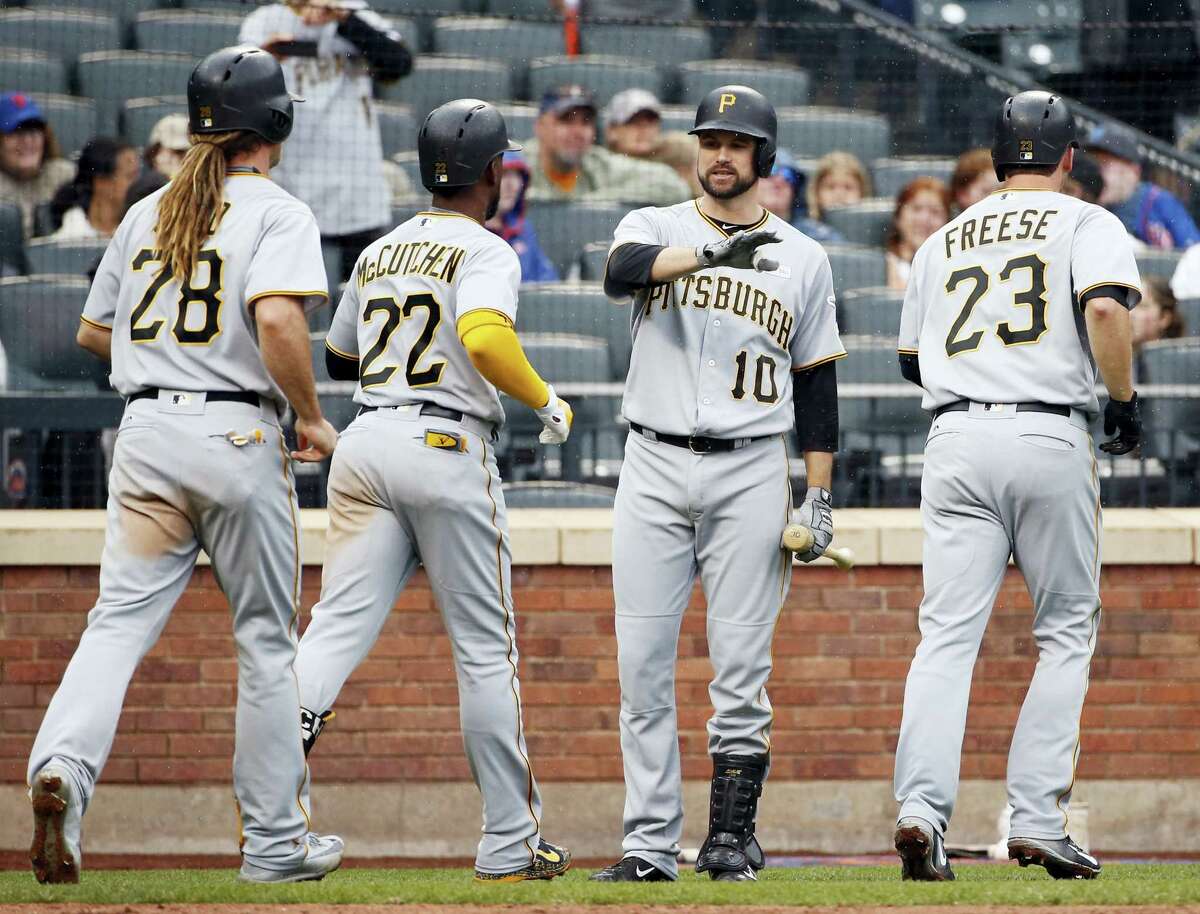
[944,254,1048,358]
[129,248,223,346]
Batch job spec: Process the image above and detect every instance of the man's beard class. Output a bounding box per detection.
[484,185,501,221]
[699,168,756,200]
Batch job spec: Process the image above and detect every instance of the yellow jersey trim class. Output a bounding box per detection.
[416,210,479,223]
[226,172,272,180]
[324,339,358,360]
[79,315,112,332]
[897,347,919,355]
[791,350,848,372]
[693,199,769,237]
[246,289,329,307]
[1076,280,1142,301]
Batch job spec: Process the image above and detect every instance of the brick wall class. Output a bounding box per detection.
[2,564,1199,786]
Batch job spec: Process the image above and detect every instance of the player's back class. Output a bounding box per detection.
[327,209,522,426]
[86,173,327,404]
[900,189,1140,416]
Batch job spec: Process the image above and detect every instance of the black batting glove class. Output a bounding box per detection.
[1099,392,1141,456]
[696,229,781,272]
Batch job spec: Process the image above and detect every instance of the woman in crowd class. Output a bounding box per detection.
[885,177,951,290]
[758,149,845,243]
[948,147,999,214]
[484,150,559,283]
[0,92,74,238]
[49,137,139,241]
[803,151,870,238]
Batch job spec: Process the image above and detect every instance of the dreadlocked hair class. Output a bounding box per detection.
[155,130,263,281]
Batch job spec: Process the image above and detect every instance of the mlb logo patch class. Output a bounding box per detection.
[1019,139,1034,161]
[434,161,449,183]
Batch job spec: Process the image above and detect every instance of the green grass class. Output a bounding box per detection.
[1,864,1199,907]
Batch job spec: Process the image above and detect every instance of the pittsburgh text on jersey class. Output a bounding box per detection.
[642,274,795,348]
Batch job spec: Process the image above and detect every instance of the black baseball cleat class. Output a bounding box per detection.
[474,839,571,883]
[589,856,673,882]
[711,863,757,882]
[894,817,955,882]
[1008,836,1101,880]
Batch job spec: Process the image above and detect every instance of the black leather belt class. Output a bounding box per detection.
[933,400,1071,419]
[128,388,260,406]
[629,421,763,454]
[359,403,464,422]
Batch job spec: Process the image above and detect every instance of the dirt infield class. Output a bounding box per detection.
[2,902,1200,906]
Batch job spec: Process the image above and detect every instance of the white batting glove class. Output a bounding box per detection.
[791,486,833,563]
[535,384,573,445]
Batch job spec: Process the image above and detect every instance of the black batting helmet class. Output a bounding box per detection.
[991,90,1078,181]
[418,99,520,193]
[690,84,777,178]
[188,45,300,145]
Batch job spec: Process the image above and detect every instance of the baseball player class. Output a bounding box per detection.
[591,85,844,883]
[291,99,574,883]
[892,91,1141,881]
[26,46,343,884]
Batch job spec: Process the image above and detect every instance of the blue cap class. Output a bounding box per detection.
[0,92,46,134]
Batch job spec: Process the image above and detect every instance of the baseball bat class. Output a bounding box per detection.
[780,523,856,571]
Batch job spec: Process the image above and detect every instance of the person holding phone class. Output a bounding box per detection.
[239,1,412,282]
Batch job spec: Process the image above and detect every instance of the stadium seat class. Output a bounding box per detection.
[676,60,810,108]
[0,10,120,73]
[377,56,513,119]
[1176,298,1200,338]
[657,104,697,134]
[77,51,197,136]
[519,332,612,382]
[486,0,568,14]
[134,11,242,58]
[501,480,616,508]
[377,103,418,159]
[515,283,629,375]
[26,0,160,20]
[433,17,563,95]
[0,203,24,275]
[371,0,471,14]
[579,241,609,282]
[527,55,664,108]
[499,104,539,143]
[776,107,893,165]
[583,24,712,65]
[916,0,1082,27]
[0,51,68,97]
[0,275,107,390]
[824,244,887,293]
[311,332,331,383]
[823,199,894,247]
[1136,249,1183,282]
[524,201,626,277]
[837,287,903,339]
[121,96,186,148]
[36,94,98,158]
[24,239,108,277]
[872,156,956,197]
[1137,339,1200,461]
[391,151,423,191]
[391,201,425,228]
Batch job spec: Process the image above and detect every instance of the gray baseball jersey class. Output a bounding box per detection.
[611,201,844,437]
[30,172,330,872]
[325,209,520,425]
[83,174,327,406]
[893,188,1140,844]
[297,208,549,874]
[605,201,843,877]
[899,190,1141,416]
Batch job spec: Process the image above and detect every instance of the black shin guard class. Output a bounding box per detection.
[300,707,334,757]
[695,753,768,876]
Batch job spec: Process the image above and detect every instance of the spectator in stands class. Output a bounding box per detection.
[1132,276,1184,356]
[485,151,559,284]
[885,176,951,290]
[524,85,689,206]
[0,92,74,238]
[143,114,191,180]
[604,89,700,196]
[49,137,138,241]
[240,0,412,281]
[805,151,870,237]
[1088,123,1200,250]
[949,147,999,213]
[757,148,845,242]
[1064,150,1103,205]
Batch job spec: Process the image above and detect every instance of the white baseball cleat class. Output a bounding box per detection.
[30,765,83,884]
[238,832,345,884]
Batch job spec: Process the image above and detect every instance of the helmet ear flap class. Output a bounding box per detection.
[757,141,776,179]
